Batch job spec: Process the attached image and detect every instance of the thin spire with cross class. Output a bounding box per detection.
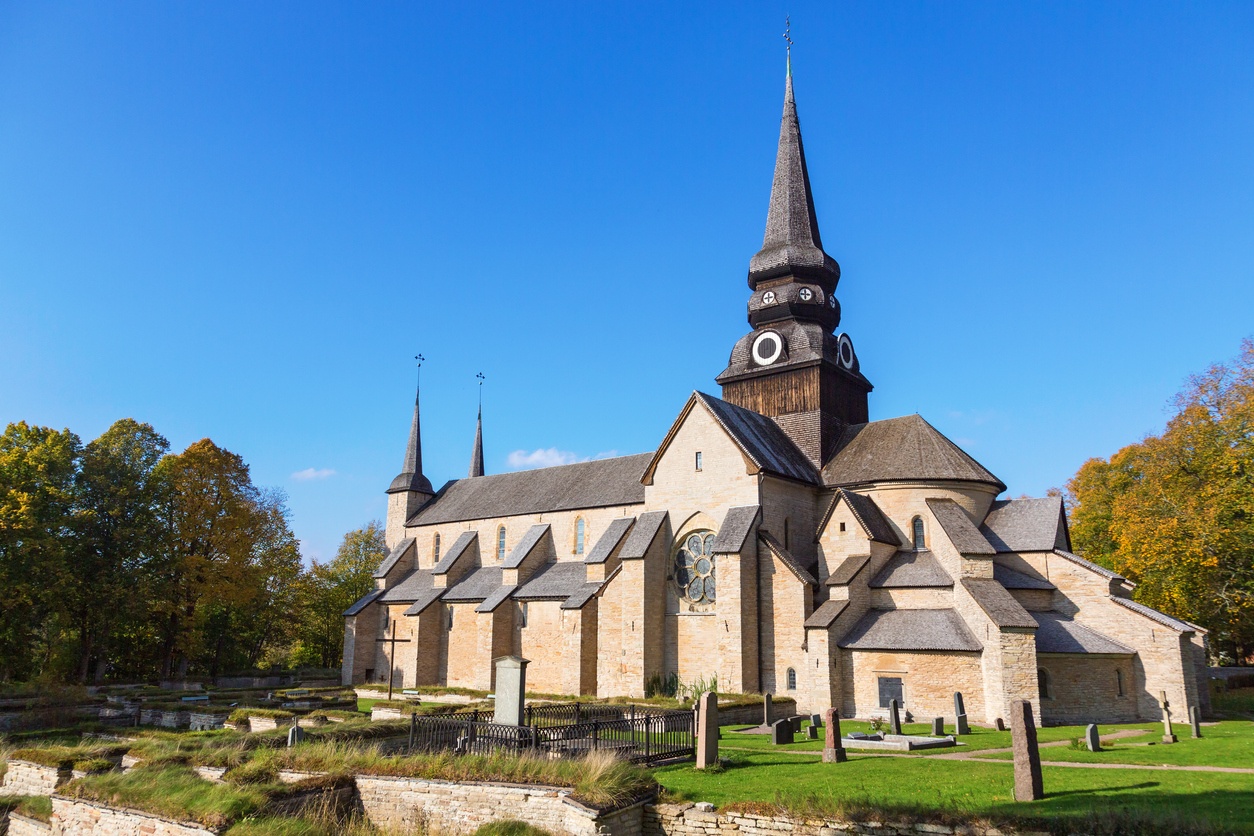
[470,372,486,478]
[476,372,485,410]
[783,16,793,77]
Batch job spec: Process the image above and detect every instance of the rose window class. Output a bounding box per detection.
[674,531,716,604]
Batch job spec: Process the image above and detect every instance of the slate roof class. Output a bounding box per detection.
[869,551,952,588]
[711,506,760,553]
[442,567,505,602]
[837,490,901,545]
[839,609,983,652]
[694,393,820,484]
[1033,612,1134,655]
[433,531,477,575]
[409,453,652,526]
[759,530,817,585]
[514,562,589,600]
[620,510,668,559]
[343,588,384,617]
[927,498,996,556]
[1054,549,1125,582]
[960,578,1038,629]
[993,563,1056,590]
[560,584,604,610]
[823,414,1005,491]
[388,385,434,495]
[804,598,848,629]
[379,569,435,604]
[374,538,415,579]
[584,517,635,565]
[826,553,873,586]
[475,585,516,613]
[502,524,550,570]
[1111,596,1195,633]
[402,588,445,617]
[981,497,1069,553]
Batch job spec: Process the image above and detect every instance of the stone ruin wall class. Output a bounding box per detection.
[1,762,69,797]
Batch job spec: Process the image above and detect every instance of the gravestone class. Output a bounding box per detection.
[770,718,792,745]
[931,717,944,736]
[822,707,847,763]
[696,691,719,769]
[995,717,1005,731]
[810,713,822,729]
[954,692,970,735]
[763,693,774,727]
[790,716,802,734]
[1160,690,1177,744]
[888,698,902,735]
[1085,724,1100,752]
[806,724,819,740]
[493,655,529,726]
[286,724,305,747]
[1010,700,1043,802]
[1190,705,1202,739]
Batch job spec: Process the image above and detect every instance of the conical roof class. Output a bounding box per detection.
[388,384,434,494]
[468,407,485,478]
[822,414,1005,491]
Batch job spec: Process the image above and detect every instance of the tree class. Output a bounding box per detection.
[1067,339,1254,662]
[293,522,385,669]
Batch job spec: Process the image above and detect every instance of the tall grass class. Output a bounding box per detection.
[62,764,271,828]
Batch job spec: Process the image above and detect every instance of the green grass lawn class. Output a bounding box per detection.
[977,720,1254,768]
[654,751,1254,834]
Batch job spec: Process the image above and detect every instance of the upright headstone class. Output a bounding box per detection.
[763,693,774,727]
[954,692,970,736]
[931,717,944,736]
[286,724,305,747]
[1010,700,1043,802]
[806,724,819,740]
[1085,724,1100,752]
[822,707,847,763]
[790,716,802,734]
[810,713,823,729]
[770,718,792,745]
[888,698,902,735]
[492,655,529,726]
[1190,705,1203,739]
[696,691,719,769]
[995,717,1006,731]
[1160,690,1177,744]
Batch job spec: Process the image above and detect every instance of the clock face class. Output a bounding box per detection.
[761,290,777,305]
[751,331,784,366]
[799,288,813,301]
[829,296,837,309]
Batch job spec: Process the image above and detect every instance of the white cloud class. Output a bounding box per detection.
[291,467,336,481]
[506,448,580,470]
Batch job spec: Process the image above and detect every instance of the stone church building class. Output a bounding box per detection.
[342,71,1208,726]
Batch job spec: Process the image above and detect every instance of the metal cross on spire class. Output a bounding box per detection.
[783,16,794,76]
[476,372,485,409]
[415,354,425,385]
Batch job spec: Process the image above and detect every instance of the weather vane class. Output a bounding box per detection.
[783,16,793,56]
[476,372,485,408]
[415,353,425,384]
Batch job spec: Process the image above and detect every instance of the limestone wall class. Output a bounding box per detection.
[644,802,1039,836]
[845,649,985,722]
[1,761,70,796]
[7,812,50,836]
[49,797,217,836]
[1037,654,1138,724]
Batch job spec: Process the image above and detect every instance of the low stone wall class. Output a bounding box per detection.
[356,774,641,836]
[188,713,227,731]
[644,803,1043,836]
[139,709,191,729]
[370,707,408,722]
[7,812,51,836]
[245,716,291,732]
[717,699,796,728]
[1,762,71,797]
[49,797,216,836]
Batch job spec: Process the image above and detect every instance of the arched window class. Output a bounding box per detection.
[447,605,455,630]
[1116,669,1125,697]
[912,517,926,550]
[1037,668,1051,700]
[519,601,528,628]
[786,668,797,690]
[673,531,717,605]
[575,518,586,555]
[433,532,441,563]
[497,526,507,561]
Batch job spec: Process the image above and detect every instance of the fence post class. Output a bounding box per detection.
[526,705,532,727]
[575,703,582,723]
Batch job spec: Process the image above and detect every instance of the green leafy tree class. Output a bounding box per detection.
[293,521,385,669]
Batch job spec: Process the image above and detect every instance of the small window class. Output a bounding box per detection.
[912,517,925,550]
[497,526,507,561]
[786,668,797,690]
[433,532,441,562]
[520,602,528,628]
[379,607,389,630]
[839,521,846,532]
[1116,668,1125,697]
[1038,668,1051,700]
[575,518,585,555]
[695,452,703,471]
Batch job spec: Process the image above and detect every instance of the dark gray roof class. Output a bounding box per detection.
[379,569,435,603]
[561,584,604,610]
[1034,612,1133,655]
[711,506,760,553]
[804,599,848,629]
[838,490,901,545]
[620,510,668,559]
[694,393,820,484]
[374,538,415,579]
[826,553,872,586]
[1111,596,1195,633]
[759,530,816,585]
[981,497,1069,553]
[343,588,384,617]
[584,517,635,565]
[502,524,550,570]
[469,408,485,479]
[514,561,589,600]
[409,453,652,526]
[869,551,952,588]
[839,609,982,652]
[443,567,505,602]
[823,414,1005,491]
[927,498,996,556]
[403,588,445,617]
[388,385,434,495]
[433,531,477,575]
[1054,549,1125,582]
[475,585,516,613]
[960,578,1037,629]
[993,563,1055,590]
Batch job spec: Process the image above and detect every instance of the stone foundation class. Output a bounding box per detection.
[49,797,216,836]
[1,762,71,797]
[7,812,51,836]
[644,802,1045,836]
[244,716,292,732]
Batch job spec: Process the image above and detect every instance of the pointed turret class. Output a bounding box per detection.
[469,406,485,478]
[385,381,434,549]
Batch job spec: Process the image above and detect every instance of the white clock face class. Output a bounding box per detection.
[751,331,784,366]
[799,288,813,301]
[761,291,777,305]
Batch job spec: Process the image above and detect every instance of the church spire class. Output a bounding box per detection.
[469,406,484,478]
[387,360,433,495]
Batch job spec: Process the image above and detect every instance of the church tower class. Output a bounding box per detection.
[385,379,434,548]
[716,67,872,467]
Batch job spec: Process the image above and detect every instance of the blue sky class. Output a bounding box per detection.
[2,2,1252,562]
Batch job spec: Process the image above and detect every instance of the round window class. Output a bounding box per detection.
[674,531,716,604]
